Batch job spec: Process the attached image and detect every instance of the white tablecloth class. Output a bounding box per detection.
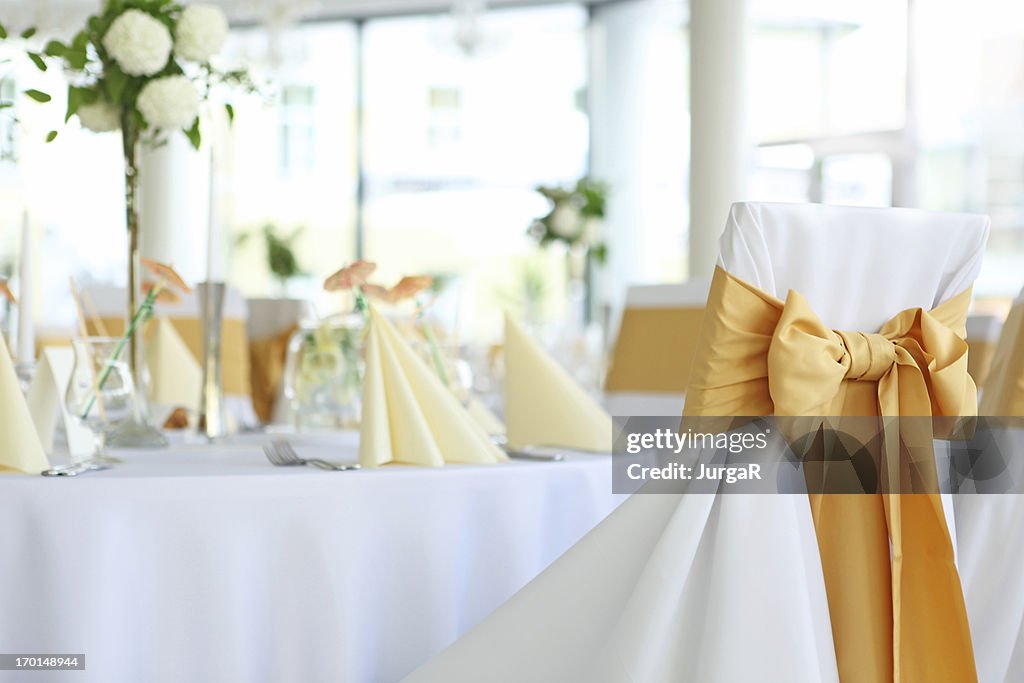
[0,432,624,683]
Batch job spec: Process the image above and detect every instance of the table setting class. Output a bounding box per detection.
[1,237,626,683]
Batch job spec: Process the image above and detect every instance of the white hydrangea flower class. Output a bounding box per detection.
[579,217,602,247]
[175,4,229,63]
[549,205,581,238]
[102,9,173,77]
[137,76,200,130]
[77,101,121,133]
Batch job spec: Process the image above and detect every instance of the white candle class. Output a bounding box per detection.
[17,209,34,364]
[206,139,225,282]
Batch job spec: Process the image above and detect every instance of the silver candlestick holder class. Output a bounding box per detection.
[197,282,228,440]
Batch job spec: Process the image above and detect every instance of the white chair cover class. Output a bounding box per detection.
[404,202,989,683]
[966,313,1003,388]
[957,284,1024,683]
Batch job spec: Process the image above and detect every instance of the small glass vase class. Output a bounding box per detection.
[65,337,136,464]
[283,313,366,431]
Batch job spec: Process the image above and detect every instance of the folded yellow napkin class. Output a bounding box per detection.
[145,316,202,411]
[359,308,508,467]
[504,314,613,451]
[0,335,50,474]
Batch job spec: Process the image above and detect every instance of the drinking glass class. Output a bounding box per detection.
[65,337,136,463]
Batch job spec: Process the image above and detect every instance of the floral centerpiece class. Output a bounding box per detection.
[1,1,248,444]
[528,177,608,267]
[528,176,608,328]
[281,262,442,430]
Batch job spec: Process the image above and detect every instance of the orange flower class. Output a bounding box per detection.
[391,275,433,300]
[361,283,399,303]
[324,260,377,291]
[0,280,15,305]
[143,279,182,305]
[141,257,193,294]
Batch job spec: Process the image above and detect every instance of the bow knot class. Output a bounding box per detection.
[836,330,896,382]
[765,288,974,418]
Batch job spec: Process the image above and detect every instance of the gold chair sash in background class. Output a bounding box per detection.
[979,288,1024,416]
[88,316,251,399]
[606,281,709,393]
[685,266,977,683]
[249,325,297,423]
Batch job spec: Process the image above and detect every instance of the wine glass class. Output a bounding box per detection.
[64,337,136,465]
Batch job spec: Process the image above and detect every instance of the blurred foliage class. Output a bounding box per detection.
[236,224,306,290]
[528,176,608,265]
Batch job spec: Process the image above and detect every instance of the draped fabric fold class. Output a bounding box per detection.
[979,294,1024,416]
[684,265,978,683]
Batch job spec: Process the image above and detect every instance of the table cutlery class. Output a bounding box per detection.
[502,448,565,462]
[490,436,564,461]
[41,460,111,477]
[263,440,360,471]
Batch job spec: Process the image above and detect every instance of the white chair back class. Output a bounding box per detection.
[719,202,989,330]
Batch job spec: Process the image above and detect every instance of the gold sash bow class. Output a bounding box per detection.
[685,266,977,683]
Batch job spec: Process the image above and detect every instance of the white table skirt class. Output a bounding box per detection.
[0,433,624,683]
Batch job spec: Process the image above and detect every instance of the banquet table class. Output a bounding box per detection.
[0,432,625,683]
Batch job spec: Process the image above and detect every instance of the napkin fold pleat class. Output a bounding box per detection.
[359,308,506,467]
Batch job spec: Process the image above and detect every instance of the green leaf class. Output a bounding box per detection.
[64,48,89,71]
[45,130,58,143]
[44,40,67,57]
[224,103,235,124]
[103,64,128,103]
[71,30,89,53]
[66,86,99,123]
[21,27,37,40]
[28,52,47,72]
[0,23,8,40]
[184,117,201,150]
[24,89,51,103]
[0,103,14,110]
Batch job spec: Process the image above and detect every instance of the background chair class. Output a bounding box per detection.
[604,279,709,417]
[245,297,313,424]
[958,283,1024,683]
[967,313,1004,391]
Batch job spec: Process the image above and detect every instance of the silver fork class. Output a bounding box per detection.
[263,440,360,471]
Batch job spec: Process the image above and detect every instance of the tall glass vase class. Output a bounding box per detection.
[107,124,167,448]
[566,244,589,335]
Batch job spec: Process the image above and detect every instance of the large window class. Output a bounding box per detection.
[7,0,1023,336]
[747,1,909,210]
[220,6,588,336]
[222,22,359,304]
[913,0,1024,297]
[361,5,589,338]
